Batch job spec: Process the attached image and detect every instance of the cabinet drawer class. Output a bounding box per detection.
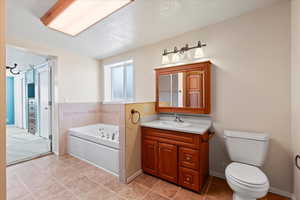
[142,127,200,149]
[179,167,200,192]
[179,147,199,170]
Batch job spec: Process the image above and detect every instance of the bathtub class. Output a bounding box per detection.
[68,124,119,175]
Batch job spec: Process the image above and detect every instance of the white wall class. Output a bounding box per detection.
[291,0,300,199]
[101,1,293,195]
[7,39,102,103]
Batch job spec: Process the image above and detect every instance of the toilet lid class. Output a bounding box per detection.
[226,162,268,186]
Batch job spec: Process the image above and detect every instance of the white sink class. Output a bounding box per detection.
[141,118,212,135]
[159,121,192,128]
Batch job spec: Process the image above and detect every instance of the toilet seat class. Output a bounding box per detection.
[225,162,270,200]
[225,162,269,188]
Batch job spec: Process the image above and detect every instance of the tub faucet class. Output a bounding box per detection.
[174,114,184,123]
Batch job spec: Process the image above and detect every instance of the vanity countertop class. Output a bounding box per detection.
[140,116,212,135]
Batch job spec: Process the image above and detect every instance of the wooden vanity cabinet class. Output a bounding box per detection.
[141,127,210,192]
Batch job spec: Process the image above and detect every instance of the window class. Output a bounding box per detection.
[104,60,134,102]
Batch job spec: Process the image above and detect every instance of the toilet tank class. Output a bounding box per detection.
[224,130,269,167]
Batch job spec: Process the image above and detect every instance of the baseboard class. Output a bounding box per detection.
[209,170,293,198]
[126,169,143,183]
[269,187,293,199]
[210,170,225,179]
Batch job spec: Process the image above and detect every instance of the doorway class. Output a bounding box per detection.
[6,46,53,165]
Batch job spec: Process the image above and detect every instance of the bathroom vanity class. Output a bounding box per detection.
[141,119,212,192]
[141,61,213,192]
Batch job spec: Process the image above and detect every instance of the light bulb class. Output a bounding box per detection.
[194,47,204,58]
[172,53,180,63]
[183,51,192,60]
[162,55,169,64]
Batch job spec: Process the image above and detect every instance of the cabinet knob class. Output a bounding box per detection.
[186,156,191,161]
[186,177,191,182]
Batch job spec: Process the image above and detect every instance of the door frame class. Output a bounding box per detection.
[35,63,52,140]
[5,44,58,156]
[0,0,6,198]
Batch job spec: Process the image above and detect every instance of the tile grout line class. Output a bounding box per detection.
[30,159,81,200]
[41,159,87,200]
[146,179,179,200]
[14,171,38,200]
[52,175,83,200]
[82,175,123,199]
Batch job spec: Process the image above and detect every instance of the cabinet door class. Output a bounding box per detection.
[142,139,158,175]
[158,143,178,183]
[186,71,204,108]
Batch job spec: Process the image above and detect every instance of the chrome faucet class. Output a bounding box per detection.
[174,113,184,123]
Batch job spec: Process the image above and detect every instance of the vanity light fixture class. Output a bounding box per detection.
[162,49,170,64]
[41,0,134,36]
[194,46,204,58]
[162,41,207,64]
[172,47,180,63]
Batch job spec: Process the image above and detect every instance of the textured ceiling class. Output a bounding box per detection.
[7,0,282,59]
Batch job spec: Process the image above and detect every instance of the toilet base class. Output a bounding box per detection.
[233,193,256,200]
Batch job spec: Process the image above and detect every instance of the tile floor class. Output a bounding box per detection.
[6,126,51,164]
[6,155,290,200]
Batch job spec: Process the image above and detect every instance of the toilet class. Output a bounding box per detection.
[224,130,270,200]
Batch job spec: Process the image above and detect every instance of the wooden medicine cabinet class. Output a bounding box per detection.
[155,61,211,114]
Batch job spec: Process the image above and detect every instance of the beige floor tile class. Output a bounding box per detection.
[174,188,204,200]
[103,176,128,193]
[31,155,56,167]
[19,194,36,200]
[72,159,97,170]
[43,190,77,200]
[81,185,116,200]
[6,174,22,190]
[133,174,160,189]
[12,162,39,178]
[64,175,99,198]
[50,166,83,184]
[83,167,115,185]
[19,172,57,190]
[151,180,180,199]
[7,183,29,200]
[205,177,233,200]
[41,160,70,173]
[142,191,170,200]
[6,155,290,200]
[107,195,127,200]
[118,181,150,200]
[30,182,66,199]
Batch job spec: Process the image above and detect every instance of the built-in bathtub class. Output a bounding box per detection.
[68,124,119,175]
